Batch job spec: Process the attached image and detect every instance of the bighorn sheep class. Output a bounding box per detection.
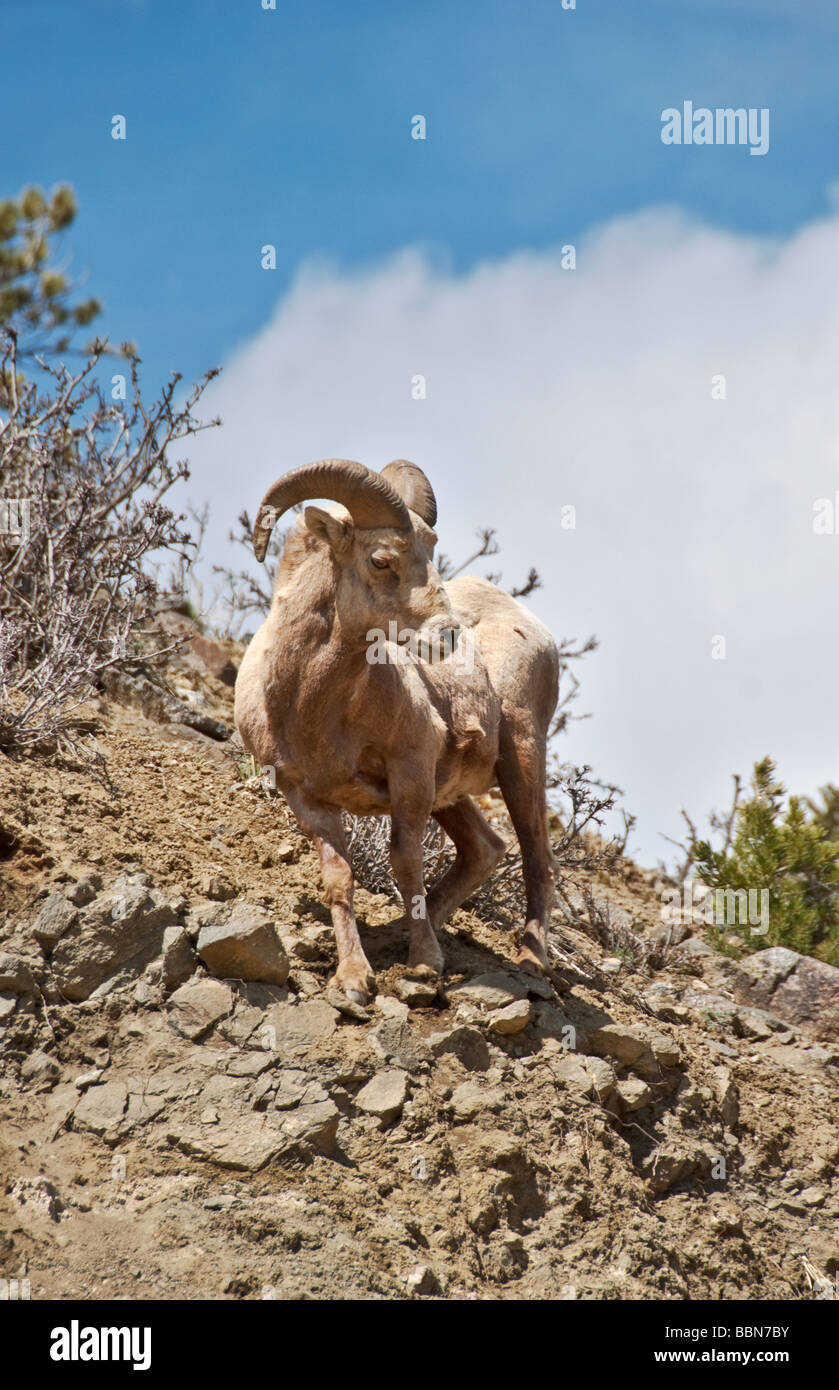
[234,459,559,1004]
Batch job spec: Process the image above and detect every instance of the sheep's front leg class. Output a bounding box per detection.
[286,793,374,1004]
[388,776,442,975]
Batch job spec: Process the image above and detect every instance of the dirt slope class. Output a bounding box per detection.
[1,650,837,1302]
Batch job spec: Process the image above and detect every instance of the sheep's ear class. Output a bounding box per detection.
[413,517,438,560]
[304,505,353,553]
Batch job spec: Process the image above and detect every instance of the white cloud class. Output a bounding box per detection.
[184,204,839,867]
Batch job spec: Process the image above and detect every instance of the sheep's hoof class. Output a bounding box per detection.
[332,959,375,1006]
[407,942,445,976]
[515,934,548,974]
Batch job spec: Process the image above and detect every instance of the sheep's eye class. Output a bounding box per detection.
[370,553,391,570]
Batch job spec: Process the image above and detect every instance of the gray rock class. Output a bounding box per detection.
[0,992,17,1022]
[370,1018,431,1072]
[584,1056,619,1103]
[683,990,741,1030]
[451,1079,504,1120]
[124,1089,168,1129]
[551,1054,593,1095]
[198,871,236,901]
[643,982,693,1024]
[280,1098,340,1152]
[395,977,439,1007]
[487,999,532,1035]
[551,1053,617,1103]
[169,1114,294,1170]
[32,893,78,949]
[167,978,234,1041]
[799,1186,827,1208]
[132,977,163,1009]
[733,947,839,1043]
[218,1001,267,1049]
[0,951,37,994]
[271,1069,311,1110]
[161,926,197,991]
[227,1051,276,1078]
[644,1141,710,1195]
[406,1264,440,1296]
[185,899,230,939]
[65,872,102,907]
[74,1068,105,1090]
[376,995,410,1022]
[237,981,289,1010]
[532,1002,575,1045]
[197,903,289,986]
[355,1069,408,1123]
[325,986,371,1021]
[616,1076,652,1112]
[683,988,792,1042]
[252,1074,279,1109]
[759,1042,838,1076]
[50,874,177,1001]
[649,1032,683,1068]
[73,1080,129,1135]
[735,1006,780,1041]
[588,1022,651,1066]
[710,1065,739,1127]
[672,935,718,962]
[447,972,528,1010]
[20,1049,61,1089]
[589,1022,682,1075]
[262,999,338,1057]
[299,1080,330,1105]
[428,1026,490,1072]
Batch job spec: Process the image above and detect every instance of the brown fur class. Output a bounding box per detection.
[235,493,559,1003]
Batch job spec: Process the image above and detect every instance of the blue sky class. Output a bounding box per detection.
[4,1,839,865]
[4,0,839,392]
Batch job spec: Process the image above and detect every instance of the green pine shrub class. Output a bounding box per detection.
[690,757,839,965]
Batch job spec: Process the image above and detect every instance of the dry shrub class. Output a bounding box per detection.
[0,330,218,753]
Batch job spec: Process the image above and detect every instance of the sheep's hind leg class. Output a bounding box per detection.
[495,718,555,974]
[427,797,506,930]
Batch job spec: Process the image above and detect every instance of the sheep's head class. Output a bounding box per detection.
[253,458,455,645]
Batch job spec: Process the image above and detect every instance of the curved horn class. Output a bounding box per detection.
[252,459,410,561]
[380,459,437,528]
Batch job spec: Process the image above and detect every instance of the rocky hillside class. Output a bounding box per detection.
[1,624,838,1301]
